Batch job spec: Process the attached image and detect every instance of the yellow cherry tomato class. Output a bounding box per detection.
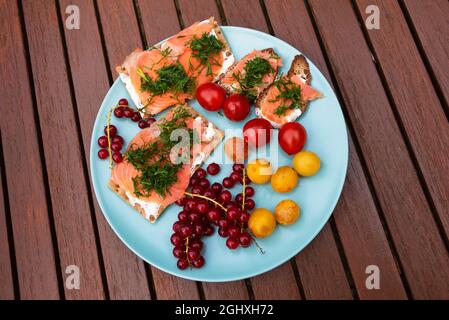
[247,159,272,184]
[274,199,301,225]
[248,208,276,238]
[292,151,321,176]
[271,166,298,193]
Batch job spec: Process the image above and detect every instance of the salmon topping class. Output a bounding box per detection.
[259,75,321,125]
[221,49,282,101]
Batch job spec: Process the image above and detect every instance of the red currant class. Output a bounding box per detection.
[219,190,232,204]
[244,199,255,210]
[218,227,229,238]
[112,152,123,163]
[239,211,251,223]
[207,163,220,175]
[226,237,239,250]
[191,186,203,195]
[211,182,223,194]
[112,135,124,145]
[114,107,124,118]
[170,233,183,246]
[203,188,215,199]
[222,177,235,188]
[180,225,193,238]
[207,208,221,222]
[175,197,186,207]
[233,163,244,173]
[218,219,229,229]
[235,193,244,203]
[198,178,210,189]
[230,172,241,183]
[184,199,196,212]
[195,168,207,179]
[190,239,203,251]
[226,208,239,221]
[118,98,129,106]
[173,246,186,258]
[104,125,117,137]
[111,142,122,152]
[196,202,209,214]
[123,108,133,118]
[203,225,214,236]
[189,212,202,223]
[177,258,189,270]
[172,221,182,233]
[178,211,189,222]
[228,225,241,238]
[98,136,108,148]
[191,256,205,268]
[245,186,255,197]
[138,119,148,129]
[187,248,200,261]
[147,118,156,125]
[239,232,252,247]
[98,149,109,159]
[131,112,142,122]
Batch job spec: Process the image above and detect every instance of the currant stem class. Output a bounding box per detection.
[184,192,227,211]
[106,106,114,169]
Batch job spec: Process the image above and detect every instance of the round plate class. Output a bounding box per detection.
[90,26,348,282]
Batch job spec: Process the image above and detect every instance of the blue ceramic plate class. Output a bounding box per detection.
[90,27,348,282]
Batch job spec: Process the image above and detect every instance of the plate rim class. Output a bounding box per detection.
[90,25,349,282]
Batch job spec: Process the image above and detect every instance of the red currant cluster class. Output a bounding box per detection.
[113,98,156,129]
[171,163,256,270]
[97,124,124,163]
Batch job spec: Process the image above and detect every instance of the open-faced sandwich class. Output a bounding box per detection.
[109,104,224,222]
[116,17,234,116]
[219,48,282,102]
[255,55,321,127]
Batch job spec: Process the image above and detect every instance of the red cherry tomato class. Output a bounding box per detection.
[278,122,307,155]
[243,118,272,148]
[223,94,250,121]
[196,83,226,111]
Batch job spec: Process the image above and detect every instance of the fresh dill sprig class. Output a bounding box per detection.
[132,161,182,197]
[270,77,305,116]
[233,56,274,102]
[137,63,195,96]
[188,33,224,76]
[125,106,198,197]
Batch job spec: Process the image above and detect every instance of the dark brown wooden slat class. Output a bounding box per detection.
[220,0,342,300]
[308,0,449,299]
[96,0,200,299]
[137,0,180,45]
[0,0,60,299]
[0,138,15,299]
[178,0,223,25]
[22,0,105,299]
[402,0,449,114]
[151,270,200,300]
[355,0,449,239]
[177,0,250,300]
[58,0,151,300]
[265,0,406,299]
[221,0,269,32]
[251,263,301,300]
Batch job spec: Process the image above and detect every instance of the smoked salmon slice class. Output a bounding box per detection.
[219,48,282,102]
[109,104,224,222]
[117,17,234,116]
[255,55,321,127]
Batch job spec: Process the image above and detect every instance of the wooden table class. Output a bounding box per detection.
[1,0,448,300]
